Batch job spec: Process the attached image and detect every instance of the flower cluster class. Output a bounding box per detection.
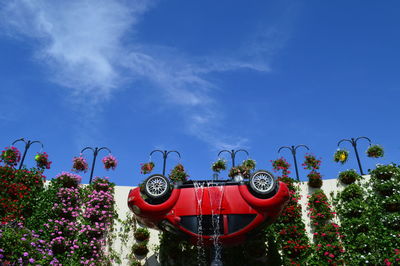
[211,159,226,173]
[169,164,189,182]
[102,154,118,170]
[80,177,116,264]
[140,162,154,174]
[334,149,348,164]
[308,189,344,265]
[35,152,52,170]
[302,154,321,170]
[0,167,45,224]
[304,154,323,188]
[228,159,256,179]
[0,223,56,265]
[0,146,21,167]
[366,144,384,158]
[55,172,82,188]
[72,155,88,173]
[269,175,312,265]
[271,157,291,176]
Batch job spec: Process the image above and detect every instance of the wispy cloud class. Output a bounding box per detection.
[0,0,286,149]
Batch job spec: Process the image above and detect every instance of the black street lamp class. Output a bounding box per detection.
[150,150,181,176]
[337,136,371,175]
[12,138,44,170]
[217,149,249,168]
[81,146,112,184]
[278,145,310,181]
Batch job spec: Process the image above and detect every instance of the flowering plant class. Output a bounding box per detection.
[35,152,52,169]
[242,159,256,171]
[308,171,323,188]
[271,157,291,176]
[0,146,21,167]
[55,172,82,188]
[366,144,384,158]
[141,162,155,174]
[169,164,189,182]
[302,154,321,170]
[211,159,226,173]
[72,155,88,172]
[102,154,118,170]
[308,189,345,265]
[338,169,360,185]
[334,149,348,164]
[228,165,250,179]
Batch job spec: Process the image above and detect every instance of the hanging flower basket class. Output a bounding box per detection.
[35,152,52,169]
[272,157,290,172]
[140,162,155,174]
[72,155,88,172]
[308,171,323,188]
[169,164,189,182]
[211,159,226,173]
[55,172,82,188]
[134,228,150,242]
[338,169,360,185]
[102,154,118,170]
[228,165,250,179]
[334,149,349,164]
[132,243,149,257]
[242,159,256,171]
[0,146,21,167]
[366,145,384,158]
[302,154,321,170]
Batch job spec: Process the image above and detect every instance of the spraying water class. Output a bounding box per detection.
[194,181,206,265]
[207,182,225,266]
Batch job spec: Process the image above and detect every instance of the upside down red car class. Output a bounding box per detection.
[127,170,289,246]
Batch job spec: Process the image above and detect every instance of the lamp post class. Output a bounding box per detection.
[337,136,371,175]
[217,149,249,168]
[149,150,181,176]
[81,146,112,184]
[12,138,44,170]
[278,145,309,181]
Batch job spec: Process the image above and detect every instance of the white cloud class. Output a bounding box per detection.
[0,0,280,149]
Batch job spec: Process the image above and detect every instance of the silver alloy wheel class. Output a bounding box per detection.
[251,172,274,193]
[146,175,168,198]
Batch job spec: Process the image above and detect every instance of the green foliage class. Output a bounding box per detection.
[169,164,189,182]
[338,169,361,185]
[0,224,54,265]
[308,189,345,265]
[366,144,384,158]
[211,159,226,173]
[334,164,400,265]
[134,227,150,241]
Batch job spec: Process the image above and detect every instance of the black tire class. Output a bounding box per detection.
[144,174,170,199]
[249,170,277,196]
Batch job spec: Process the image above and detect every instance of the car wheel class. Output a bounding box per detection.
[144,174,170,199]
[249,170,276,196]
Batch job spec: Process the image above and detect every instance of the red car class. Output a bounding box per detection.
[128,170,290,246]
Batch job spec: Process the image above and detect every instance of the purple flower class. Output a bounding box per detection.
[23,252,29,257]
[29,258,35,263]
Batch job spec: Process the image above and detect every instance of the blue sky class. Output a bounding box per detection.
[1,0,399,186]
